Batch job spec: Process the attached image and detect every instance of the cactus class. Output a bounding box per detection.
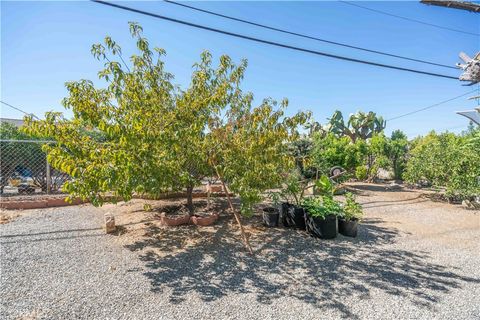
[327,110,386,142]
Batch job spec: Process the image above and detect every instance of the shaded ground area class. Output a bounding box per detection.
[1,183,479,319]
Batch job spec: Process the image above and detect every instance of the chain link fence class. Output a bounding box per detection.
[0,139,70,196]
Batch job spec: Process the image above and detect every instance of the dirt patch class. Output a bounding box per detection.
[0,208,40,225]
[98,197,277,258]
[346,182,479,251]
[97,183,479,256]
[0,210,20,224]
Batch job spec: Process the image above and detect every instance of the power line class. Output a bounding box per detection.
[164,0,456,70]
[1,101,40,120]
[92,1,459,80]
[340,1,479,37]
[387,89,477,121]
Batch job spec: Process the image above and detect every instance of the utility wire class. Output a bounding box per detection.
[92,1,458,80]
[340,1,479,37]
[164,0,456,70]
[387,89,477,121]
[1,101,40,120]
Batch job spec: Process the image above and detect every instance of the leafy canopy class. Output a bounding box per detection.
[23,22,308,214]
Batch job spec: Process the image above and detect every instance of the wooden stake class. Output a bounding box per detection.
[214,166,254,255]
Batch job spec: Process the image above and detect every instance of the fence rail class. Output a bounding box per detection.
[0,139,70,196]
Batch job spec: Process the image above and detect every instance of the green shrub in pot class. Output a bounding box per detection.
[276,171,309,229]
[339,192,363,237]
[279,170,308,206]
[264,192,281,227]
[343,192,363,221]
[301,196,325,218]
[301,196,340,239]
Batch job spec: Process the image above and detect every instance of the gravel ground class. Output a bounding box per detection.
[1,185,479,320]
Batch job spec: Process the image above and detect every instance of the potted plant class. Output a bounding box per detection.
[261,191,280,227]
[338,192,363,237]
[263,207,280,227]
[277,172,308,229]
[301,196,341,239]
[283,202,306,230]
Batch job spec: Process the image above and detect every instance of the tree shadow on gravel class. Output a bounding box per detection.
[124,201,480,319]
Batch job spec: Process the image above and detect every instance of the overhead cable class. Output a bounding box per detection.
[164,0,456,69]
[92,1,459,80]
[387,89,477,121]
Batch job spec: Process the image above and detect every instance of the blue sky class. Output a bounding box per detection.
[1,1,479,137]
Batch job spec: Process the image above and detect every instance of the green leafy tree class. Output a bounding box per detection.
[385,130,409,180]
[312,133,365,175]
[366,132,390,181]
[209,97,308,215]
[24,22,307,219]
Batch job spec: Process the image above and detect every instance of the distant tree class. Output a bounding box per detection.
[312,132,366,176]
[366,132,389,181]
[286,137,317,179]
[386,130,409,180]
[404,131,480,200]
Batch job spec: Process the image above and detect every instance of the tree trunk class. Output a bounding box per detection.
[186,185,194,216]
[214,166,253,255]
[206,181,211,210]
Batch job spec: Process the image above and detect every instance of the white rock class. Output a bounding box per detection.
[104,214,116,233]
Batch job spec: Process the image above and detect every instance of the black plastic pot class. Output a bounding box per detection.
[263,207,280,227]
[305,213,338,239]
[338,218,358,237]
[281,203,291,227]
[281,203,306,230]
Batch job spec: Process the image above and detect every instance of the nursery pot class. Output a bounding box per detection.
[305,213,338,239]
[281,202,291,227]
[282,203,306,230]
[263,207,280,227]
[338,218,358,237]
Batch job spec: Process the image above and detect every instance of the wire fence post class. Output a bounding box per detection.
[46,161,51,194]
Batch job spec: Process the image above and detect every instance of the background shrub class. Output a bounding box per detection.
[404,130,480,200]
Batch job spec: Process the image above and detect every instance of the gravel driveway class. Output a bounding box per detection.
[1,185,479,320]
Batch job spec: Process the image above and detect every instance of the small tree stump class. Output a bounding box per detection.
[104,214,116,234]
